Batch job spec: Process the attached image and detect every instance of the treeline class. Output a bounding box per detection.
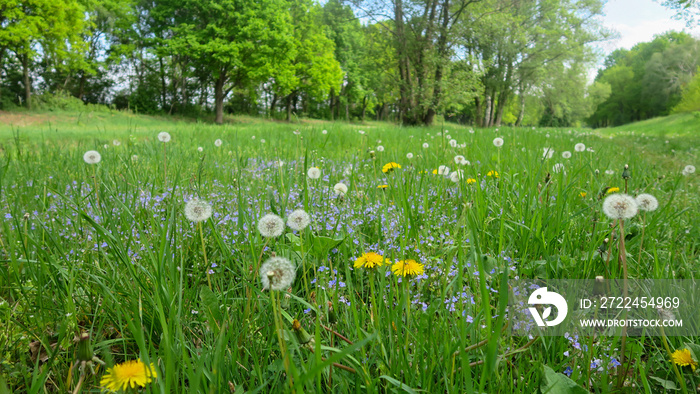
[1,0,612,126]
[589,32,700,127]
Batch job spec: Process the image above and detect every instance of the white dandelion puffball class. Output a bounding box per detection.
[602,194,638,220]
[575,143,586,152]
[552,163,565,173]
[287,209,311,231]
[343,165,353,176]
[449,139,458,148]
[438,165,450,176]
[682,165,696,176]
[184,199,212,222]
[605,170,615,175]
[197,147,203,152]
[493,137,504,147]
[83,151,101,164]
[214,139,222,147]
[293,130,301,135]
[131,155,138,162]
[358,130,365,135]
[562,151,572,159]
[454,155,467,165]
[260,257,296,291]
[307,167,321,180]
[112,139,121,146]
[158,132,171,142]
[406,153,414,159]
[377,145,384,152]
[542,148,554,159]
[103,144,109,149]
[260,139,266,143]
[469,129,475,134]
[422,143,429,149]
[251,135,256,140]
[333,182,348,196]
[322,129,328,134]
[258,213,285,238]
[449,170,463,183]
[636,194,658,212]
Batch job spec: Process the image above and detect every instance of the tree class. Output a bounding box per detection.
[0,0,86,108]
[165,0,295,124]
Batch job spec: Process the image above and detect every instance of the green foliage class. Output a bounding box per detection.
[673,67,700,113]
[590,32,699,127]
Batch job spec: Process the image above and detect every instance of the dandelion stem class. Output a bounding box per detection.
[199,222,211,290]
[661,326,688,394]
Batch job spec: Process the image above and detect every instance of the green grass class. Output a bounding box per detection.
[0,110,698,393]
[596,112,700,138]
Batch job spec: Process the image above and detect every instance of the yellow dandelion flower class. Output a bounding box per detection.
[606,187,620,194]
[100,359,157,392]
[672,348,698,371]
[432,169,438,175]
[466,178,476,184]
[486,171,499,178]
[382,162,401,173]
[354,252,385,269]
[377,185,388,189]
[391,259,424,277]
[580,192,587,198]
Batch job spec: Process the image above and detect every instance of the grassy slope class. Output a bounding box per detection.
[595,112,700,138]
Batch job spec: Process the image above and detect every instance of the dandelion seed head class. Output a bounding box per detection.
[287,209,311,231]
[602,194,638,220]
[307,167,321,179]
[377,145,384,152]
[333,182,348,196]
[184,199,212,222]
[562,151,572,159]
[112,140,121,146]
[157,132,171,142]
[214,139,222,147]
[636,194,658,211]
[406,152,414,159]
[493,137,504,147]
[258,214,285,238]
[682,165,695,175]
[83,151,101,164]
[449,139,458,147]
[422,143,429,149]
[575,143,586,152]
[260,257,296,291]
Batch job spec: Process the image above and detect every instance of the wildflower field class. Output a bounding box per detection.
[0,113,699,393]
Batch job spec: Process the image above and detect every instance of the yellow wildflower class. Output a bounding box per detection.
[671,348,698,371]
[391,259,424,277]
[100,359,157,392]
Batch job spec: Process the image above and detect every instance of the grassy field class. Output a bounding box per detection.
[0,111,698,393]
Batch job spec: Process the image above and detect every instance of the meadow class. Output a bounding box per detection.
[0,111,698,393]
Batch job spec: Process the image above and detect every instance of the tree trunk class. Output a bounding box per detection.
[286,93,292,121]
[515,94,525,126]
[78,71,86,101]
[329,88,335,121]
[475,96,483,127]
[22,53,31,110]
[214,72,226,124]
[483,94,492,128]
[495,90,509,126]
[159,57,167,111]
[270,93,277,117]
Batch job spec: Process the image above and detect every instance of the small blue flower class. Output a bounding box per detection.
[563,366,573,377]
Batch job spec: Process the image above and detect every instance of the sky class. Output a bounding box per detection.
[597,0,700,53]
